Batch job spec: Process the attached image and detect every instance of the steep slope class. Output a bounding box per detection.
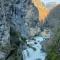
[43,5,60,60]
[32,0,48,24]
[10,0,41,38]
[10,0,41,59]
[0,0,41,60]
[44,4,60,30]
[0,0,11,60]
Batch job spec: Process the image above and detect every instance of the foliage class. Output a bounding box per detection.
[46,27,60,60]
[7,27,27,60]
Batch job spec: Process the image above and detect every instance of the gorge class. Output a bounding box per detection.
[0,0,60,60]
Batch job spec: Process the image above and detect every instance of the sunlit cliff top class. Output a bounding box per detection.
[32,0,48,24]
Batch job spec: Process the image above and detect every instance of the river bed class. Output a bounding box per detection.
[22,36,47,60]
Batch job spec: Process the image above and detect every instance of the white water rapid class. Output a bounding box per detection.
[22,36,46,60]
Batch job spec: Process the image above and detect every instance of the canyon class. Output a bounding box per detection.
[0,0,60,60]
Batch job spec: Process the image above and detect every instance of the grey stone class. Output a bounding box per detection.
[10,0,41,38]
[0,51,6,60]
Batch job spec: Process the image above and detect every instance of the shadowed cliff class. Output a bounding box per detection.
[44,4,60,30]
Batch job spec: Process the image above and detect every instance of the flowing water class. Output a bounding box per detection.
[22,36,46,60]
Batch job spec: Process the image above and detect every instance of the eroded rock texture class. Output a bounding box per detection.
[0,0,41,60]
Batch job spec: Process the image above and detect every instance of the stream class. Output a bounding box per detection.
[22,36,47,60]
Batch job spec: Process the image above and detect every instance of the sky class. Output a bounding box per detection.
[42,0,60,4]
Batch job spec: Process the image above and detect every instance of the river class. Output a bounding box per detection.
[22,36,47,60]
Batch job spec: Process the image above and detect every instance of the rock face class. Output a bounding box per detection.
[44,4,60,30]
[42,4,60,52]
[0,19,10,48]
[0,0,10,60]
[0,51,6,60]
[10,0,41,38]
[32,0,48,23]
[0,0,41,60]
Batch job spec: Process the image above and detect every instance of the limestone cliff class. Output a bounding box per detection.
[0,0,41,60]
[10,0,41,38]
[32,0,48,24]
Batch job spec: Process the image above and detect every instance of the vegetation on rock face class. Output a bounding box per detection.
[9,27,37,60]
[5,27,27,60]
[45,27,60,60]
